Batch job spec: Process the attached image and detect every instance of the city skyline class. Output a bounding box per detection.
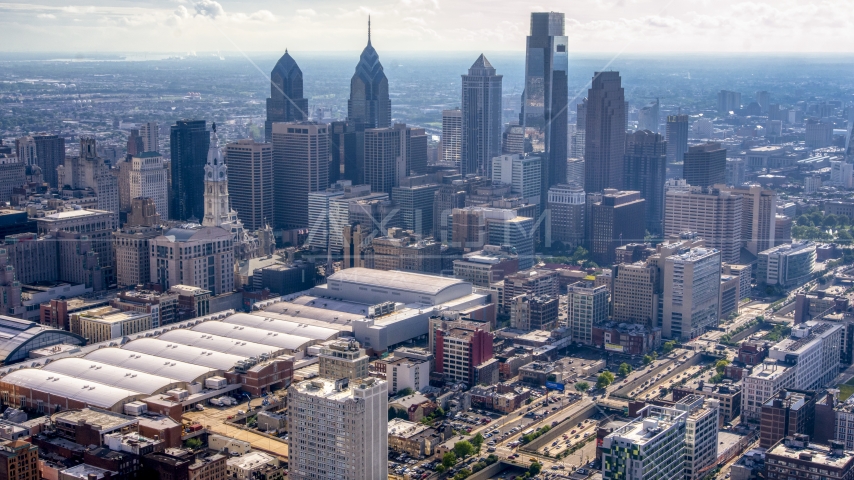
[1,0,853,53]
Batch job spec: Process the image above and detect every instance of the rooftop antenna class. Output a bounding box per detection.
[368,15,371,45]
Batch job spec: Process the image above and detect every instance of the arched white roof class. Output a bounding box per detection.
[0,369,143,410]
[157,330,284,358]
[191,322,313,352]
[223,313,339,340]
[83,347,217,384]
[43,357,180,395]
[122,338,246,371]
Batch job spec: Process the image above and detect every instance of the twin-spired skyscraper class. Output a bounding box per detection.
[522,12,569,205]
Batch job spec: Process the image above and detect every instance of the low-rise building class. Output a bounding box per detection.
[467,383,532,413]
[226,451,281,480]
[672,380,741,426]
[387,418,438,457]
[742,360,796,423]
[69,306,153,344]
[765,435,854,480]
[592,322,662,355]
[760,389,817,449]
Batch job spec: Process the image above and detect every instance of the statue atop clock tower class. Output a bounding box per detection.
[202,123,232,228]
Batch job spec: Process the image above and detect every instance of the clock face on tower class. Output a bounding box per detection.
[219,171,224,178]
[207,172,212,179]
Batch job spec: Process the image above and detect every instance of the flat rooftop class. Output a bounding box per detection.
[53,408,136,431]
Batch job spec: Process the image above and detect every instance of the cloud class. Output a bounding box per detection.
[174,5,190,19]
[36,13,55,19]
[194,0,225,19]
[296,8,316,16]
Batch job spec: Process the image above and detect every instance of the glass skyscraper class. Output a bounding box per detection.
[348,19,390,130]
[461,54,502,177]
[265,50,308,143]
[522,12,568,206]
[170,119,210,221]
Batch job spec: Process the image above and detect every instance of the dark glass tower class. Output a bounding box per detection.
[33,134,64,187]
[624,130,667,236]
[265,50,308,142]
[170,120,210,221]
[348,18,391,130]
[665,114,689,179]
[461,54,503,177]
[584,71,626,193]
[522,12,568,206]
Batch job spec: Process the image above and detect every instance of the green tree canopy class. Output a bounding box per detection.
[642,354,653,365]
[442,452,457,468]
[597,372,615,389]
[575,381,590,393]
[618,363,632,376]
[715,359,730,374]
[453,441,475,459]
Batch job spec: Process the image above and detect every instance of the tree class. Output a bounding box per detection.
[184,438,202,450]
[597,372,615,389]
[618,363,632,376]
[397,387,414,397]
[575,382,590,393]
[547,373,557,382]
[810,212,823,227]
[442,452,457,469]
[642,354,653,365]
[435,465,446,473]
[715,359,730,374]
[662,340,676,354]
[454,469,472,479]
[796,214,812,226]
[838,230,853,244]
[471,433,484,450]
[529,462,542,475]
[651,351,658,360]
[453,441,475,459]
[824,214,838,229]
[388,407,408,421]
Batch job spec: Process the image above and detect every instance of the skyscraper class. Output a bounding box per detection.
[588,190,646,266]
[683,142,726,188]
[756,91,771,114]
[272,122,329,229]
[128,152,169,220]
[665,114,689,179]
[637,98,660,133]
[225,139,273,231]
[461,54,502,177]
[584,71,626,193]
[395,123,428,176]
[442,109,462,168]
[127,129,144,157]
[363,127,400,195]
[662,246,721,340]
[567,283,608,345]
[329,121,359,184]
[139,122,159,153]
[624,130,667,236]
[664,186,743,263]
[14,137,36,166]
[717,90,741,114]
[265,50,308,142]
[33,134,64,187]
[522,12,568,205]
[348,18,390,130]
[170,120,210,221]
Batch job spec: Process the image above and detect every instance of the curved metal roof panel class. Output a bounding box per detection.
[157,330,284,358]
[43,357,180,395]
[83,347,217,384]
[122,338,246,371]
[0,369,142,410]
[222,313,339,340]
[190,322,313,352]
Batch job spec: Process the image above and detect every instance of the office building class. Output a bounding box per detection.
[113,225,160,288]
[601,405,688,480]
[271,122,329,229]
[14,137,35,167]
[806,119,834,149]
[718,90,741,113]
[768,321,842,391]
[742,361,797,422]
[487,215,535,270]
[287,377,387,480]
[676,395,720,480]
[139,121,159,153]
[396,123,428,176]
[69,306,153,344]
[756,91,771,113]
[522,12,568,205]
[547,184,585,249]
[453,245,519,287]
[319,339,370,381]
[683,142,726,188]
[368,228,442,274]
[150,226,234,295]
[461,54,502,177]
[170,120,209,221]
[364,127,401,195]
[567,283,608,345]
[664,186,743,263]
[37,208,118,286]
[348,22,390,130]
[392,177,439,236]
[765,435,854,480]
[757,241,816,288]
[760,390,817,449]
[127,128,144,157]
[624,130,667,236]
[33,134,64,187]
[637,99,659,133]
[434,325,494,385]
[588,190,646,266]
[0,156,25,203]
[127,152,169,219]
[718,184,777,256]
[502,124,525,155]
[329,121,358,184]
[307,181,387,252]
[225,140,273,231]
[665,114,689,178]
[585,71,626,193]
[442,109,462,169]
[57,138,119,216]
[662,246,721,341]
[510,294,558,331]
[566,157,584,187]
[612,262,659,328]
[265,50,308,142]
[491,153,542,206]
[726,158,746,186]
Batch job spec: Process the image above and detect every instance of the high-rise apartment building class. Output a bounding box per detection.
[547,184,585,249]
[14,137,36,166]
[717,184,776,255]
[56,138,119,216]
[491,153,542,206]
[288,377,388,480]
[139,122,159,153]
[33,134,64,187]
[588,190,646,266]
[128,152,169,219]
[677,395,720,480]
[665,114,689,179]
[664,186,743,263]
[637,98,659,133]
[150,226,234,295]
[271,122,329,229]
[348,22,390,130]
[170,120,210,221]
[265,50,308,142]
[683,142,726,188]
[113,225,160,288]
[624,130,667,236]
[717,90,741,113]
[612,262,659,328]
[602,405,688,480]
[225,139,273,231]
[585,71,626,193]
[567,283,608,345]
[522,12,568,206]
[461,54,502,177]
[662,246,721,341]
[319,339,370,381]
[442,109,462,168]
[0,156,25,203]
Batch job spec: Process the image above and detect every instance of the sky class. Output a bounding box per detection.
[0,0,852,54]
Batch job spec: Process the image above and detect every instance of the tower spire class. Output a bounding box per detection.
[368,15,371,45]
